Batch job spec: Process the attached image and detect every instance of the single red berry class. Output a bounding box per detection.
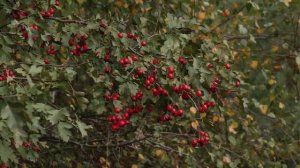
[225,63,231,70]
[235,80,240,87]
[195,90,203,97]
[140,40,147,47]
[68,38,75,46]
[136,68,143,75]
[167,73,174,79]
[114,107,120,113]
[1,163,7,168]
[117,32,123,38]
[55,0,60,6]
[48,7,55,15]
[82,34,88,41]
[207,63,214,69]
[152,58,158,65]
[44,58,50,64]
[127,32,133,38]
[191,139,198,147]
[131,55,138,61]
[82,44,89,52]
[104,66,111,74]
[167,66,174,73]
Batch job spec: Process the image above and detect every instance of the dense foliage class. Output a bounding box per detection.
[0,0,299,167]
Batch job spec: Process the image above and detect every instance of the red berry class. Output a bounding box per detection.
[82,44,89,52]
[140,40,147,47]
[191,139,198,147]
[114,107,120,113]
[81,34,88,41]
[235,80,240,87]
[167,73,174,79]
[207,63,214,69]
[1,163,7,168]
[55,0,60,6]
[44,58,50,64]
[178,56,187,64]
[104,66,111,74]
[127,32,133,38]
[152,58,158,65]
[48,7,55,15]
[225,63,231,70]
[131,55,138,61]
[68,38,75,46]
[136,68,143,75]
[167,66,174,73]
[117,32,123,38]
[195,90,203,97]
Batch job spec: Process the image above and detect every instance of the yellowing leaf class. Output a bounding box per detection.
[296,55,300,70]
[191,120,199,130]
[135,0,143,4]
[189,107,197,114]
[223,155,231,164]
[279,102,285,109]
[260,104,268,114]
[154,149,163,157]
[226,109,235,117]
[249,60,258,69]
[197,11,206,21]
[246,114,253,121]
[200,112,206,118]
[269,94,276,101]
[212,115,219,123]
[268,79,277,85]
[271,45,279,53]
[138,154,145,160]
[256,28,264,34]
[282,0,292,7]
[228,122,238,134]
[131,164,139,168]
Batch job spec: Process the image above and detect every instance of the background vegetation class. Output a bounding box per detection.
[0,0,299,167]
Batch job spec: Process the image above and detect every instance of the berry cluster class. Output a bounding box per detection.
[167,66,175,79]
[145,74,156,88]
[166,104,184,117]
[191,131,209,147]
[178,56,187,65]
[198,101,215,113]
[172,84,192,100]
[40,7,55,18]
[159,115,172,122]
[133,68,143,79]
[209,77,220,93]
[118,57,132,67]
[11,10,29,20]
[131,90,143,101]
[47,44,56,55]
[104,92,120,101]
[70,35,89,56]
[0,68,15,81]
[107,105,143,131]
[151,86,168,96]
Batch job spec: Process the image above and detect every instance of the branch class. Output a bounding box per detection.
[210,4,247,32]
[40,135,151,148]
[45,17,88,25]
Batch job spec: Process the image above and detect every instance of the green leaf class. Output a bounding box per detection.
[76,120,91,137]
[29,65,43,76]
[47,109,70,125]
[228,136,236,145]
[0,141,16,162]
[57,122,72,142]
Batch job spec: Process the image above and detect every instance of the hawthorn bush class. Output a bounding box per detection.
[0,0,299,167]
